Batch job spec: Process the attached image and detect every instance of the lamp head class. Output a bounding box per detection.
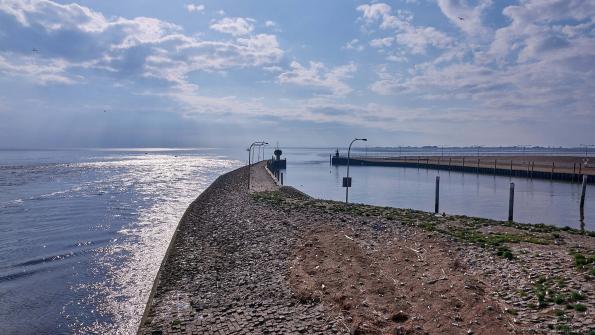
[361,138,367,141]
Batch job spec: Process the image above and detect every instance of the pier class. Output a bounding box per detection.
[331,155,595,183]
[138,161,594,334]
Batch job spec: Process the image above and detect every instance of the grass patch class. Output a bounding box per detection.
[553,294,567,304]
[572,303,587,312]
[570,291,585,301]
[532,277,572,308]
[555,324,572,334]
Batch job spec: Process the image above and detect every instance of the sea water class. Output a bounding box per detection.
[0,149,242,334]
[1,147,593,334]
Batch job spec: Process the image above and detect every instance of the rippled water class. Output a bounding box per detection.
[0,149,241,334]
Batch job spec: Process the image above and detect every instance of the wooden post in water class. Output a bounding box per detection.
[435,176,440,214]
[508,182,515,222]
[580,175,587,221]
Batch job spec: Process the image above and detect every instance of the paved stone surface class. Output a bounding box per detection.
[249,161,279,193]
[138,164,340,334]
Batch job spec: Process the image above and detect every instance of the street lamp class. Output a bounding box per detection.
[248,141,268,190]
[344,138,367,203]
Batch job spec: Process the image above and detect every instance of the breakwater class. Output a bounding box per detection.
[139,161,594,334]
[331,155,595,183]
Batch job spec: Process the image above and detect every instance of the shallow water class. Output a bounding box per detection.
[0,149,241,334]
[282,148,594,231]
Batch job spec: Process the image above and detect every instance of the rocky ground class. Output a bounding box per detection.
[139,163,594,334]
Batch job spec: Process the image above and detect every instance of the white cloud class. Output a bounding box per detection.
[210,17,254,36]
[185,4,205,13]
[0,54,75,84]
[0,0,283,89]
[395,26,453,54]
[436,0,492,37]
[370,37,394,48]
[357,3,453,54]
[278,61,357,96]
[356,3,392,22]
[265,20,277,28]
[353,0,595,125]
[369,65,405,95]
[343,38,364,51]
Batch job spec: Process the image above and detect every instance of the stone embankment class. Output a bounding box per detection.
[139,162,594,334]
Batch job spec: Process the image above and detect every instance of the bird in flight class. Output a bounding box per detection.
[458,17,464,21]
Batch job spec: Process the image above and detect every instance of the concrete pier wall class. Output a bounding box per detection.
[331,156,595,183]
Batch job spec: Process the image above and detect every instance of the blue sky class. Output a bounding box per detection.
[0,0,594,148]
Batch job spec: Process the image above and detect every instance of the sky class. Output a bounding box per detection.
[0,0,594,148]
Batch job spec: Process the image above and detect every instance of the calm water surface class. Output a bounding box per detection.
[282,148,594,231]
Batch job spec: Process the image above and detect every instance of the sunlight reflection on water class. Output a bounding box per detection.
[65,154,240,334]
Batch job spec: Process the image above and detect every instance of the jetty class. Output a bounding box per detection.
[332,155,595,183]
[139,161,594,334]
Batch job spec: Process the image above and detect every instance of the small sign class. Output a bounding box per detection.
[342,177,352,187]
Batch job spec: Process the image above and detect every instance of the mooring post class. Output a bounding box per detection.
[281,172,284,185]
[435,176,440,214]
[580,174,587,219]
[510,160,513,176]
[508,182,515,222]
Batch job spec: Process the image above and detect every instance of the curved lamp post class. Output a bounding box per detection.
[345,138,367,203]
[248,141,268,191]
